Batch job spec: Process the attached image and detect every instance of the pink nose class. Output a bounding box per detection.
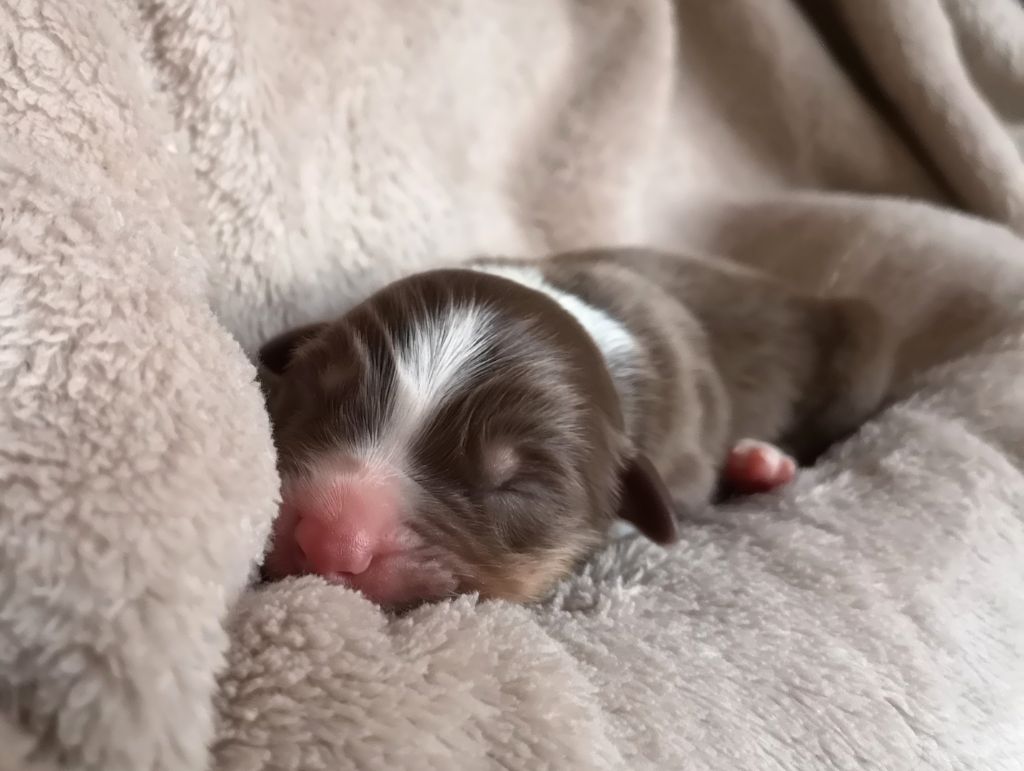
[289,475,399,577]
[294,515,376,575]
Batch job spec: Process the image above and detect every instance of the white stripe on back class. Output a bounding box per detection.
[472,263,638,377]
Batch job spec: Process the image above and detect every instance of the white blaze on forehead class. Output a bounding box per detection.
[358,301,497,466]
[472,263,637,374]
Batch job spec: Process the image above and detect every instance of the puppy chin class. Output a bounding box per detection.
[324,556,460,608]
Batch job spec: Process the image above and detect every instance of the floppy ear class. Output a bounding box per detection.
[256,322,328,399]
[257,322,328,375]
[616,454,679,545]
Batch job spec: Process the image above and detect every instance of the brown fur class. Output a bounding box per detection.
[531,248,895,487]
[258,248,895,604]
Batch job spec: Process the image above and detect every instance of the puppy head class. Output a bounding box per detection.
[258,269,676,607]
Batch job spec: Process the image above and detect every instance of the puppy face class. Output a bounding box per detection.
[258,269,676,608]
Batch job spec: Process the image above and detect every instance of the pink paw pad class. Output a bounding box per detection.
[723,439,796,495]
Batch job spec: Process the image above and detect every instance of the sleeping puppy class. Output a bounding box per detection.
[256,248,894,607]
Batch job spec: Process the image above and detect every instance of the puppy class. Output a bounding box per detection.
[256,248,894,607]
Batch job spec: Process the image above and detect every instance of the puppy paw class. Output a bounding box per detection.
[723,438,796,495]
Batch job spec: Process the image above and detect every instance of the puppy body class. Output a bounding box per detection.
[473,248,894,511]
[258,248,894,605]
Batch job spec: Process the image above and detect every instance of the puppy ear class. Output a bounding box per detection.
[257,323,328,375]
[256,361,281,396]
[616,454,679,545]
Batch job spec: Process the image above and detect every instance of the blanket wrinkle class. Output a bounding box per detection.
[2,1,1024,770]
[834,0,1024,232]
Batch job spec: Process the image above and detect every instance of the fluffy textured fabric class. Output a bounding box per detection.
[1,1,1023,769]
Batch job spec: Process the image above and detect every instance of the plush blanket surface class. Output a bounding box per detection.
[2,1,1024,769]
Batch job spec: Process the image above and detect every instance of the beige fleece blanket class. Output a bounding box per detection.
[2,1,1024,769]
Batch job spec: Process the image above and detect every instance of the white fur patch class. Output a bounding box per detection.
[359,303,497,465]
[472,263,638,375]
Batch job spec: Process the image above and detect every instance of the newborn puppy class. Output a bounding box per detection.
[257,247,894,607]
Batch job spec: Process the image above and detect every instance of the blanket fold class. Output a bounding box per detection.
[2,1,1023,769]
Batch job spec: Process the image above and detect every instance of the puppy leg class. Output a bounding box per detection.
[782,297,896,463]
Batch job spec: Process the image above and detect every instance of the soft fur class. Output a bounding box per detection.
[1,1,1024,770]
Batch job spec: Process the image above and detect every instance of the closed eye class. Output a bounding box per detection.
[483,460,558,502]
[487,479,536,500]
